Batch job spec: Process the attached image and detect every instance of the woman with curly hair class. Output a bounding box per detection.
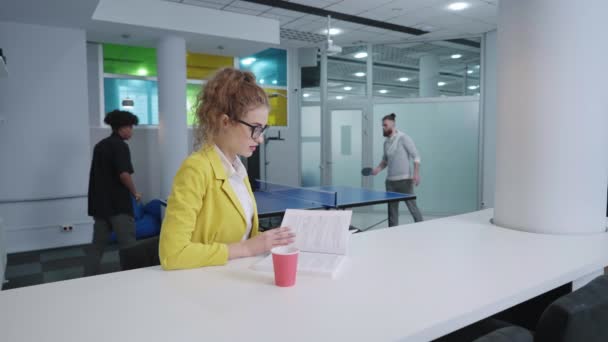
[159,68,294,270]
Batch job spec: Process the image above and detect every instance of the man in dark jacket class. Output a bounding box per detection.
[85,110,141,276]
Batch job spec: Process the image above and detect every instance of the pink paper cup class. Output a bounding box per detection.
[271,246,299,287]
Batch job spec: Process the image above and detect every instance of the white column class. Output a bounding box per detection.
[157,35,188,199]
[419,54,439,97]
[494,0,608,234]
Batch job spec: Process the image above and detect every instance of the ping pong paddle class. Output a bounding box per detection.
[361,167,373,176]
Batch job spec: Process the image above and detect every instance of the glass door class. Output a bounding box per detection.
[323,107,365,188]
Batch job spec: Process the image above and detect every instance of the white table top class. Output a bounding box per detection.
[2,209,608,342]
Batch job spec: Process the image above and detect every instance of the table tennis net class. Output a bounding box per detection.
[253,180,337,207]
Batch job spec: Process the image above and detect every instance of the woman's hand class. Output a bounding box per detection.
[228,227,295,259]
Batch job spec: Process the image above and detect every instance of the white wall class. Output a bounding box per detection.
[481,30,497,208]
[0,21,92,252]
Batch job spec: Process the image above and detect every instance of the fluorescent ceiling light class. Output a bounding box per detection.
[322,28,342,35]
[354,51,368,59]
[398,77,409,82]
[343,86,353,91]
[438,81,446,86]
[447,2,470,11]
[451,54,462,59]
[241,57,256,65]
[354,72,366,77]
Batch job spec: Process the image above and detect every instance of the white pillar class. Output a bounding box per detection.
[494,0,608,234]
[419,54,439,97]
[157,35,188,199]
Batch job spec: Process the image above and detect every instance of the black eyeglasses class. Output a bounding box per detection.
[235,119,268,139]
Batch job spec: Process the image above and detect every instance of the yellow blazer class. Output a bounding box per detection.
[159,146,259,270]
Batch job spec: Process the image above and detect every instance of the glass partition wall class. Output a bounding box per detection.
[301,37,482,216]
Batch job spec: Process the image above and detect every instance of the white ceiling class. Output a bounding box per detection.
[0,0,279,56]
[0,0,495,58]
[298,40,482,101]
[165,0,489,98]
[168,0,497,46]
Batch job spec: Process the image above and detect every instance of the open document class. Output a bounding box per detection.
[252,210,352,278]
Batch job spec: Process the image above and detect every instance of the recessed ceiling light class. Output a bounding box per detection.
[379,89,389,94]
[136,68,148,76]
[322,28,342,35]
[259,79,265,84]
[336,95,344,100]
[241,57,256,66]
[447,2,470,11]
[467,70,473,74]
[438,81,446,86]
[354,72,366,77]
[272,80,277,85]
[354,51,368,59]
[468,85,479,90]
[303,93,311,98]
[398,77,409,82]
[451,54,462,59]
[343,86,353,91]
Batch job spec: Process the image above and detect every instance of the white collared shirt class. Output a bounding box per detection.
[214,146,254,241]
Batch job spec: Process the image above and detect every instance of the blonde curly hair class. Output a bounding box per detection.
[193,68,269,149]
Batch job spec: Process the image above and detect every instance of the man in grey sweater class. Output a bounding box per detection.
[372,113,423,226]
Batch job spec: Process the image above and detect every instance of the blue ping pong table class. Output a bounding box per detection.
[253,181,416,219]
